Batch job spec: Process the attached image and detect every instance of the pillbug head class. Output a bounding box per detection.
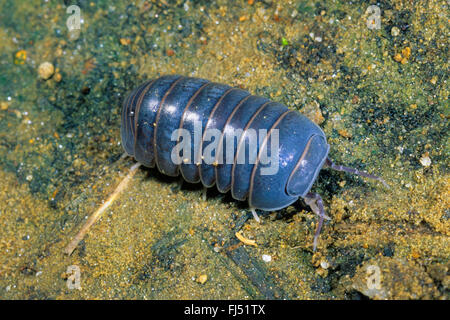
[120,91,136,156]
[121,82,150,156]
[286,134,330,198]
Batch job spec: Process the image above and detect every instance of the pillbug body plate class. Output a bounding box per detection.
[121,75,387,250]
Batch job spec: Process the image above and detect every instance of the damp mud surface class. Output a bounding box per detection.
[0,0,448,299]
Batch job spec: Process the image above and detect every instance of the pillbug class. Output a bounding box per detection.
[121,75,387,250]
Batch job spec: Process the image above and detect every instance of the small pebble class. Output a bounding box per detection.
[38,62,55,80]
[419,154,431,167]
[338,129,352,138]
[291,9,298,18]
[196,274,208,284]
[302,100,324,125]
[119,38,131,46]
[402,47,411,59]
[394,53,403,62]
[320,260,330,269]
[54,73,62,82]
[430,76,438,85]
[14,50,27,65]
[391,27,400,36]
[262,254,272,262]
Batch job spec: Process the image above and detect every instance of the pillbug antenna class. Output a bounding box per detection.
[324,157,389,188]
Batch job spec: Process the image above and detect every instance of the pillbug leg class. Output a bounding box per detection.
[325,158,389,188]
[250,207,261,223]
[172,176,184,192]
[202,186,207,201]
[304,192,330,251]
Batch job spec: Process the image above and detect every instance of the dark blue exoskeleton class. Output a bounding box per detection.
[121,75,387,250]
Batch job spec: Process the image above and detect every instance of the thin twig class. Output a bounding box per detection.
[64,162,142,255]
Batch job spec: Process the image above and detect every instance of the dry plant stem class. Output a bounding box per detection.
[64,162,142,255]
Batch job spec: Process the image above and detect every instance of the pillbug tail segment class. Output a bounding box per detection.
[324,158,389,188]
[286,134,330,198]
